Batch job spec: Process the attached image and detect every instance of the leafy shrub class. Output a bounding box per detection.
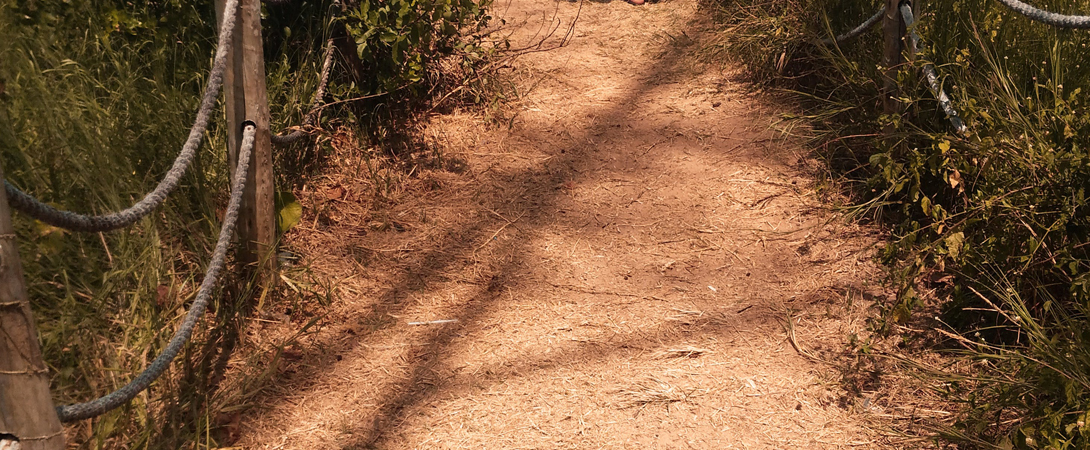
[342,0,491,94]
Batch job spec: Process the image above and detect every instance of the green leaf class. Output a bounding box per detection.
[279,201,303,234]
[276,191,303,234]
[945,232,965,260]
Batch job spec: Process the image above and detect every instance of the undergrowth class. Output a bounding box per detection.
[0,0,495,447]
[703,0,1090,448]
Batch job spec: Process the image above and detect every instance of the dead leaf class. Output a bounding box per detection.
[948,169,964,193]
[325,185,346,201]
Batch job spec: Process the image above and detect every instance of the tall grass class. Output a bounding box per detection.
[0,1,236,447]
[704,0,1090,447]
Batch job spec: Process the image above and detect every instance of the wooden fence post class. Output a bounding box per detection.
[882,0,907,117]
[215,0,278,289]
[0,163,64,450]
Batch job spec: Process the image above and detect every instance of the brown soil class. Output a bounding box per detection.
[233,0,915,448]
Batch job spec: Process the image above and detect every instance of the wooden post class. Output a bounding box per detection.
[215,0,278,287]
[0,163,64,450]
[882,0,907,117]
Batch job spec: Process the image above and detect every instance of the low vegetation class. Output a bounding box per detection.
[704,0,1090,447]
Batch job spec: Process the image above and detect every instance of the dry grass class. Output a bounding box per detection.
[612,376,710,411]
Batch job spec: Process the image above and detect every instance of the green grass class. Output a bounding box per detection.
[702,0,1090,447]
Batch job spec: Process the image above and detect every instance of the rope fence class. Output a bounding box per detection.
[0,0,330,434]
[2,0,270,423]
[819,6,885,45]
[57,124,255,422]
[270,38,336,146]
[820,2,971,133]
[993,0,1090,28]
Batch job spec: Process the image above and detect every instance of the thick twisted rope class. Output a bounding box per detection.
[992,0,1090,28]
[901,4,969,135]
[4,0,240,233]
[819,6,886,45]
[56,125,255,422]
[270,39,335,146]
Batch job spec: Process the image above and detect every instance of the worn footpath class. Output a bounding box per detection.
[234,0,907,448]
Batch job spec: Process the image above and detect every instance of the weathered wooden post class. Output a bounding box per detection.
[0,163,64,449]
[215,0,278,288]
[882,0,907,117]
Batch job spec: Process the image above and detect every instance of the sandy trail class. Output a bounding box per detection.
[235,0,901,448]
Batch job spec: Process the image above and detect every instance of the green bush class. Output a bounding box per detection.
[342,0,491,94]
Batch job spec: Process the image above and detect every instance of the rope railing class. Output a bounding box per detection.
[2,0,344,434]
[2,0,341,427]
[4,0,240,233]
[900,4,969,135]
[819,6,885,45]
[56,124,255,422]
[0,0,282,424]
[816,3,969,136]
[992,0,1090,28]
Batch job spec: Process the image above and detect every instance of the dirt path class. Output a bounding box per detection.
[235,1,902,448]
